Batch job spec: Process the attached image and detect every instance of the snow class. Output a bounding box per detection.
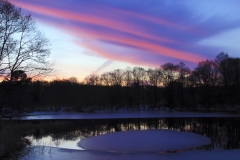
[17,110,240,120]
[20,147,240,160]
[78,129,211,152]
[28,136,84,150]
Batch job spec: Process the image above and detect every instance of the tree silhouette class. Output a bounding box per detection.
[192,60,218,108]
[0,0,52,118]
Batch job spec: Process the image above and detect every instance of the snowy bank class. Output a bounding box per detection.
[20,147,240,160]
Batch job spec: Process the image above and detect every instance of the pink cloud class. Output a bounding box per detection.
[33,15,206,64]
[13,0,176,44]
[66,24,205,63]
[13,0,206,66]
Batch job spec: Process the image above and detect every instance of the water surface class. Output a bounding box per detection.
[27,117,240,151]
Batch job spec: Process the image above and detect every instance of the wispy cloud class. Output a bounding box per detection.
[92,60,113,74]
[12,0,240,70]
[12,1,176,44]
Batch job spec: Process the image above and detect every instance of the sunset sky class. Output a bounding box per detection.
[12,0,240,81]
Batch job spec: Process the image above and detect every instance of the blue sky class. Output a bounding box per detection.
[12,0,240,81]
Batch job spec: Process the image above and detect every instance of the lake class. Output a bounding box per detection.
[26,117,240,152]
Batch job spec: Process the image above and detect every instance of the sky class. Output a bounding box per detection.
[11,0,240,81]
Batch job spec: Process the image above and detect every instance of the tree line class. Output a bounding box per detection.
[81,52,240,111]
[1,52,240,116]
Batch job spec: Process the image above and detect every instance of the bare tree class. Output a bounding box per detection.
[161,63,178,87]
[109,69,123,86]
[147,68,162,108]
[123,67,133,87]
[84,74,99,85]
[68,77,78,83]
[175,62,191,109]
[123,67,133,110]
[147,68,162,87]
[215,53,240,107]
[192,60,219,108]
[100,72,111,86]
[0,0,52,118]
[161,62,178,108]
[132,67,146,109]
[192,60,218,87]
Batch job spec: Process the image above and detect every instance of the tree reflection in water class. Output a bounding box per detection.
[29,118,240,150]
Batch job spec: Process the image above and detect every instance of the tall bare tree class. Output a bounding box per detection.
[147,68,162,108]
[123,67,133,87]
[192,60,219,108]
[0,0,52,118]
[215,53,240,107]
[175,62,191,109]
[109,69,123,86]
[132,67,145,109]
[161,62,178,108]
[100,72,111,86]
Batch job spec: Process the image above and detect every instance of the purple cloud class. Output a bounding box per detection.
[12,0,240,71]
